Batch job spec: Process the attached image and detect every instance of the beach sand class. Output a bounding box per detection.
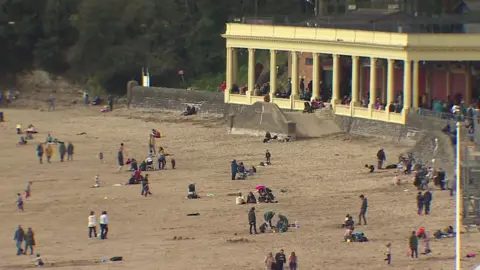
[0,107,478,270]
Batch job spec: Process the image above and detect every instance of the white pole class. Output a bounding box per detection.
[455,121,461,270]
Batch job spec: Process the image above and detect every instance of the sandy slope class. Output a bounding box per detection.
[0,107,478,270]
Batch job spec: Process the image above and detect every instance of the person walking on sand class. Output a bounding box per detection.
[275,249,286,270]
[25,182,32,199]
[409,231,419,259]
[88,211,97,239]
[416,192,424,215]
[45,144,53,163]
[24,227,36,255]
[265,252,275,270]
[423,190,432,215]
[384,243,392,265]
[48,94,55,111]
[358,194,368,225]
[36,143,44,164]
[58,142,66,162]
[99,211,109,240]
[266,150,271,164]
[248,207,258,234]
[289,251,298,270]
[17,193,24,211]
[14,225,25,255]
[117,143,124,171]
[67,141,74,161]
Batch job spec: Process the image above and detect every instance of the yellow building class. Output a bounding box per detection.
[222,23,480,124]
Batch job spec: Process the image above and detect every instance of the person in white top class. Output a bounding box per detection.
[94,175,100,188]
[99,211,109,240]
[88,211,97,239]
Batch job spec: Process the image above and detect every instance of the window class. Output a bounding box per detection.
[305,58,313,65]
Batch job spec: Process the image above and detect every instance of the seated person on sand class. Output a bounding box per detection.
[92,96,101,105]
[248,166,257,176]
[342,214,355,230]
[151,129,161,138]
[365,164,375,173]
[236,192,246,205]
[130,158,138,171]
[187,183,199,199]
[236,162,248,180]
[183,106,196,116]
[277,135,291,142]
[32,254,45,267]
[139,161,147,171]
[246,192,257,204]
[26,124,38,134]
[100,105,111,112]
[263,132,273,143]
[18,136,28,145]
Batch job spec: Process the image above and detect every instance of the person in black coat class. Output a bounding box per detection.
[275,249,286,270]
[416,192,424,215]
[423,190,432,215]
[377,149,386,169]
[248,207,258,234]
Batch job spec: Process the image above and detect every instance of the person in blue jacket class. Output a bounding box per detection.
[231,160,238,180]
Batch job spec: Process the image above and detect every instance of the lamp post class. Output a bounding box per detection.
[455,121,461,270]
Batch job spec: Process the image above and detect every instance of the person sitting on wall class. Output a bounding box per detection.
[231,84,240,94]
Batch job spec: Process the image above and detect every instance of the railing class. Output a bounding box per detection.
[228,14,480,33]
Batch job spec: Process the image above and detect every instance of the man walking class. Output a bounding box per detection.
[416,192,424,215]
[423,190,432,215]
[275,249,287,270]
[88,211,97,239]
[99,211,109,240]
[24,227,36,255]
[358,194,368,225]
[58,142,66,162]
[14,225,25,255]
[48,94,55,111]
[67,141,74,161]
[248,207,258,234]
[17,193,24,211]
[409,231,419,259]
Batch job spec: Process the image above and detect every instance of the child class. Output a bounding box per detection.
[171,158,176,169]
[384,243,391,264]
[94,175,100,188]
[17,193,24,211]
[33,253,44,266]
[25,182,32,198]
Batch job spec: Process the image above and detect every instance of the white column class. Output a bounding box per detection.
[332,54,340,105]
[225,47,233,102]
[403,60,412,113]
[269,50,277,100]
[369,57,377,110]
[291,52,299,99]
[351,56,359,105]
[412,60,420,109]
[312,53,321,100]
[248,48,255,97]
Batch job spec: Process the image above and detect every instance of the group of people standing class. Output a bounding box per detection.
[88,211,109,240]
[36,139,74,164]
[264,249,297,270]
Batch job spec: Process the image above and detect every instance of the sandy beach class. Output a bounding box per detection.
[0,107,478,270]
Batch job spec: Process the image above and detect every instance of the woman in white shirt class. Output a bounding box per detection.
[100,211,109,240]
[88,211,97,239]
